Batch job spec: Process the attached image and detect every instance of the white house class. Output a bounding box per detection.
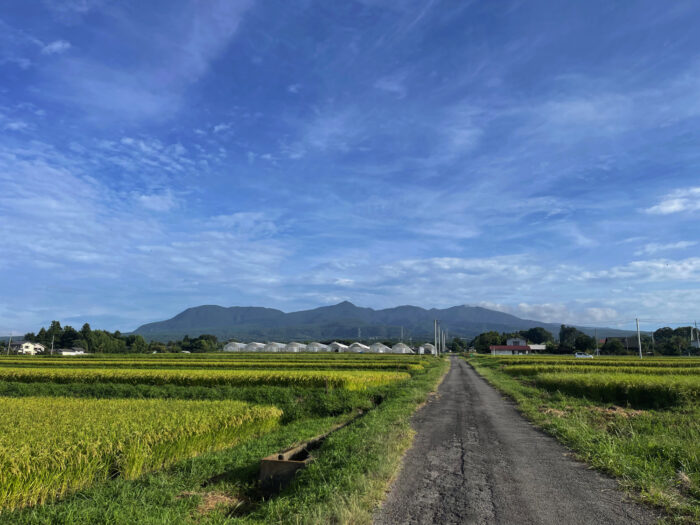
[306,342,329,352]
[490,345,531,356]
[369,342,390,353]
[506,337,527,346]
[10,341,44,355]
[391,343,414,354]
[223,342,246,352]
[348,342,370,353]
[328,342,349,353]
[284,342,306,353]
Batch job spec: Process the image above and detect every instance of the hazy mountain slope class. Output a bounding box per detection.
[132,302,633,342]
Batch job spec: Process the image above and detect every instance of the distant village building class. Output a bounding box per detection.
[527,344,546,351]
[57,348,85,356]
[490,345,531,356]
[506,337,527,347]
[9,341,45,355]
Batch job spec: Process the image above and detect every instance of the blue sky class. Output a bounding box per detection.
[2,0,700,334]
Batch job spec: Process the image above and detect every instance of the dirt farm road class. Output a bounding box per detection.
[374,356,660,525]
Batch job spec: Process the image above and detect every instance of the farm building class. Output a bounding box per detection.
[391,343,413,354]
[306,342,329,352]
[528,344,546,351]
[284,342,306,353]
[328,342,349,352]
[419,343,436,355]
[223,342,246,352]
[369,342,390,353]
[9,341,45,355]
[349,342,370,353]
[506,337,527,346]
[244,342,265,352]
[264,342,285,353]
[490,345,531,356]
[57,348,85,356]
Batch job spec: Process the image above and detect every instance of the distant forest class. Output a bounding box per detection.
[20,321,219,353]
[468,325,700,356]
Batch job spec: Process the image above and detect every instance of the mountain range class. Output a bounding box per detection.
[132,302,634,342]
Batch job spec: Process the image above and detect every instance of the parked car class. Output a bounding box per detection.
[574,352,593,359]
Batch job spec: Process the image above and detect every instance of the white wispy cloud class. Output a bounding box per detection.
[646,187,700,215]
[41,40,71,55]
[635,241,697,256]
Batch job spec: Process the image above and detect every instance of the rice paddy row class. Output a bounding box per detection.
[0,397,282,511]
[0,367,410,390]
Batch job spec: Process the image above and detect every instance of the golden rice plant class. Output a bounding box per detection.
[0,367,410,390]
[0,397,281,511]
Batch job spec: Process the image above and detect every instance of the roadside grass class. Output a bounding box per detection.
[464,355,699,524]
[1,357,448,524]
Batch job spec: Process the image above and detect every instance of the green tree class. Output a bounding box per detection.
[519,327,554,344]
[574,333,596,352]
[601,339,625,355]
[559,325,580,351]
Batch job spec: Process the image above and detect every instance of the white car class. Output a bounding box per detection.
[574,352,593,359]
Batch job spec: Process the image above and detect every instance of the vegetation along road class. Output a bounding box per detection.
[375,356,659,525]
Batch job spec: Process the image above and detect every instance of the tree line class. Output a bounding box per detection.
[20,321,220,354]
[465,325,700,356]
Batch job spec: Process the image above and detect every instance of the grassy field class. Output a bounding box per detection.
[0,352,447,524]
[465,354,700,523]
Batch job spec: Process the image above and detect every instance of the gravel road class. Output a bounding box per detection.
[374,356,660,525]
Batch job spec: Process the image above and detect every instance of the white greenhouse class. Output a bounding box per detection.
[306,342,329,352]
[244,342,265,352]
[328,342,349,353]
[369,342,390,353]
[420,343,436,355]
[391,343,414,354]
[264,342,285,353]
[223,342,246,352]
[284,342,306,353]
[348,342,370,353]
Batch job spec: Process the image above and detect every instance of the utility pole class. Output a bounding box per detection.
[595,328,599,356]
[651,331,655,354]
[636,318,643,359]
[433,319,437,355]
[6,335,11,356]
[51,335,54,356]
[400,326,404,342]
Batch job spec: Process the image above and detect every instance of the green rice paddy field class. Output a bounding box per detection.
[465,354,700,523]
[0,352,448,524]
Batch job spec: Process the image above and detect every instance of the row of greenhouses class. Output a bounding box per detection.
[222,341,437,354]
